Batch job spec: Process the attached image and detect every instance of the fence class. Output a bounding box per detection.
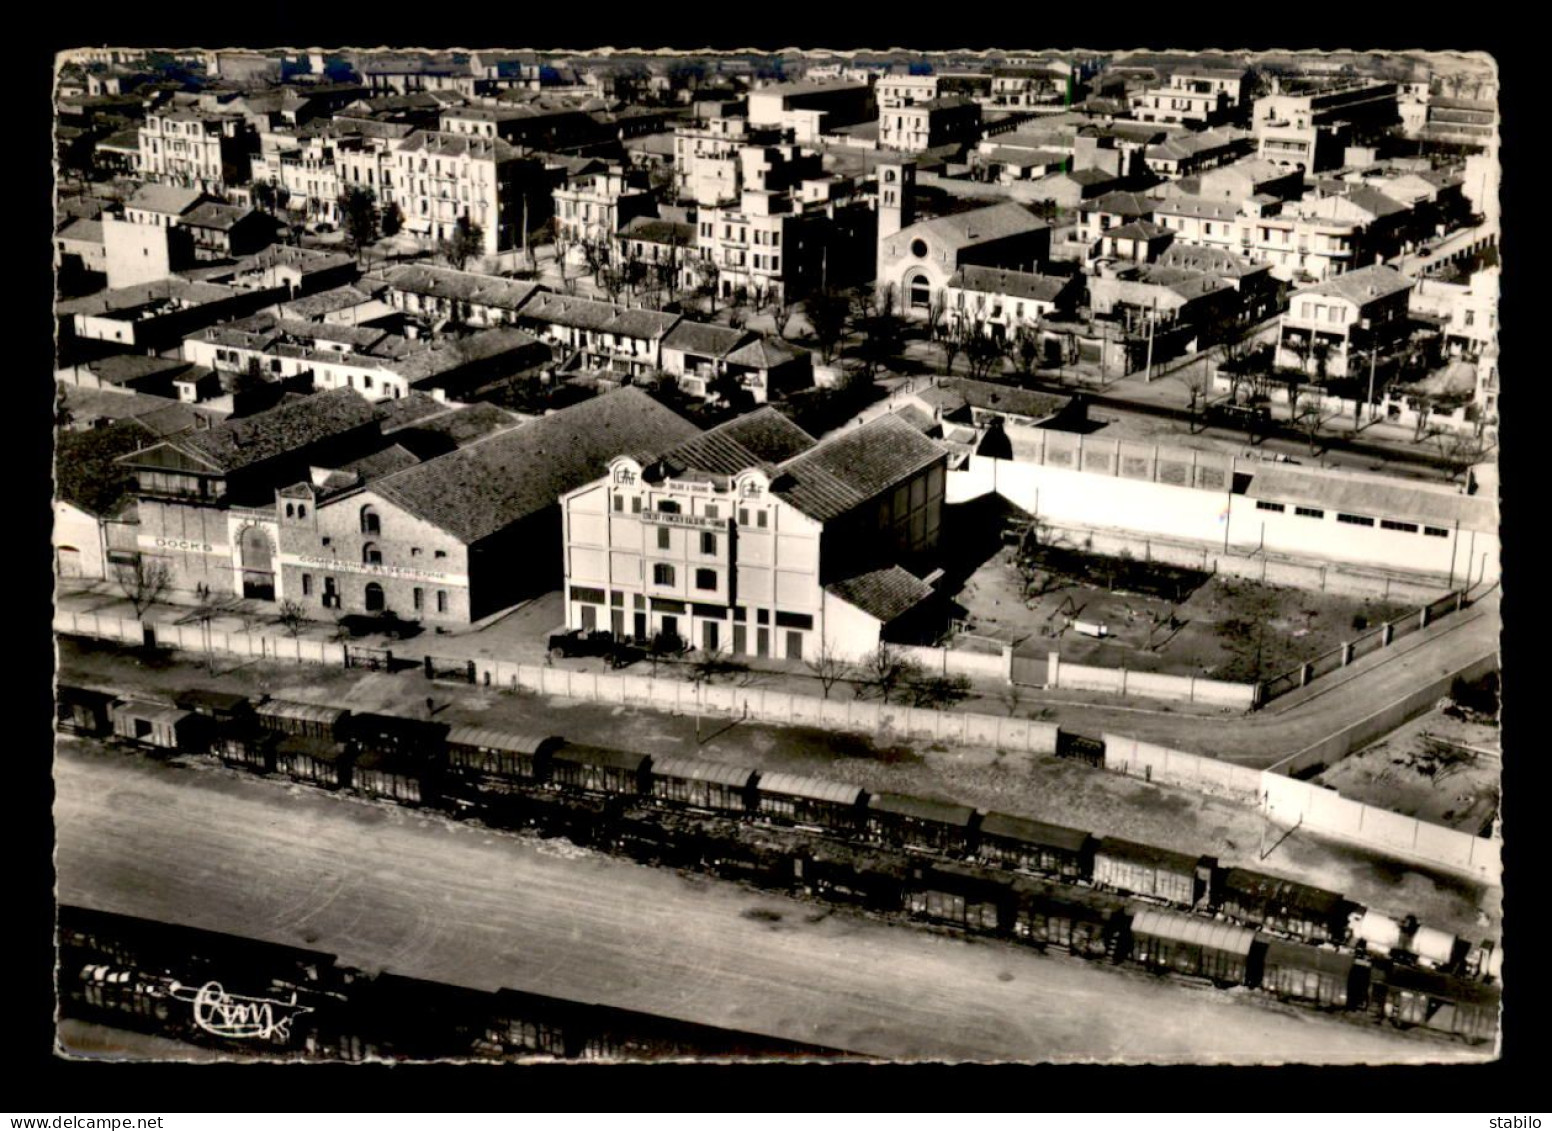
[1043,654,1257,710]
[1256,588,1474,708]
[470,657,1061,757]
[53,610,347,666]
[1102,731,1502,884]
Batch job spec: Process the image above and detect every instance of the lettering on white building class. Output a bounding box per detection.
[281,552,468,587]
[642,510,724,532]
[139,534,224,555]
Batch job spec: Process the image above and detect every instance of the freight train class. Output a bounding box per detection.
[57,685,1503,1045]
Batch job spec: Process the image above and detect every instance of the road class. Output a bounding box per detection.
[53,739,1484,1064]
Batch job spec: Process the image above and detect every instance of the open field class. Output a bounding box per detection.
[54,738,1487,1064]
[1316,706,1500,834]
[955,545,1415,682]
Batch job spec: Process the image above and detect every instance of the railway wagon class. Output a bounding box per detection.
[110,700,207,752]
[903,862,1010,934]
[445,726,560,792]
[1259,938,1364,1009]
[175,689,254,730]
[256,699,350,743]
[548,743,651,795]
[1092,838,1213,907]
[1215,867,1355,944]
[1010,877,1119,958]
[275,735,352,789]
[866,793,979,855]
[56,685,116,736]
[1376,964,1501,1044]
[649,757,758,813]
[755,773,867,829]
[352,749,434,806]
[798,841,909,909]
[1126,909,1258,986]
[347,712,449,762]
[213,726,280,774]
[977,811,1092,880]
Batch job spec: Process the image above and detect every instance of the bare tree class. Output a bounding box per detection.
[771,297,796,339]
[114,557,170,617]
[904,671,973,709]
[1434,429,1490,485]
[694,260,722,315]
[964,320,1009,380]
[1180,357,1212,433]
[1295,386,1325,456]
[277,598,308,638]
[1013,320,1042,380]
[1000,681,1025,717]
[805,640,854,699]
[805,289,852,365]
[866,643,921,705]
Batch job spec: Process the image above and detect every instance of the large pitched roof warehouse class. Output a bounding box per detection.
[370,387,698,544]
[1293,263,1413,306]
[382,264,545,312]
[125,387,380,475]
[521,293,680,338]
[661,321,752,360]
[661,408,817,478]
[126,184,205,215]
[774,412,946,522]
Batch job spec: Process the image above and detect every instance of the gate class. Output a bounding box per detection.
[1011,651,1046,687]
[1056,731,1105,766]
[424,655,477,684]
[344,645,396,672]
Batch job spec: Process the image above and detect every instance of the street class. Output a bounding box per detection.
[54,738,1485,1063]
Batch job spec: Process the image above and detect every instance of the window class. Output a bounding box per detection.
[738,508,749,526]
[657,528,671,550]
[700,532,717,555]
[704,504,718,520]
[302,574,313,597]
[695,568,717,591]
[613,494,624,512]
[775,611,814,630]
[653,563,675,586]
[437,591,448,613]
[631,496,642,514]
[1381,519,1419,533]
[286,503,295,518]
[1424,526,1449,538]
[1295,506,1324,519]
[657,500,681,514]
[363,542,382,564]
[413,587,423,611]
[435,550,447,559]
[411,548,421,557]
[1336,513,1374,527]
[757,511,768,529]
[1256,501,1285,513]
[360,505,380,535]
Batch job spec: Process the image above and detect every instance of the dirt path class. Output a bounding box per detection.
[54,740,1486,1064]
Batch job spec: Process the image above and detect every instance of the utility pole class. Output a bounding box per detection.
[1144,297,1157,382]
[1366,346,1378,426]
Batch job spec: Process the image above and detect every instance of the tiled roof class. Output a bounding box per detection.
[280,284,375,320]
[370,387,698,544]
[982,146,1066,167]
[1152,248,1261,284]
[396,402,523,448]
[1081,190,1157,218]
[136,387,381,474]
[126,184,205,215]
[338,443,421,481]
[396,130,523,162]
[84,354,193,386]
[1106,220,1171,241]
[661,321,751,360]
[382,264,545,312]
[56,279,237,317]
[949,378,1072,421]
[947,266,1071,303]
[900,202,1048,251]
[890,403,936,433]
[389,327,546,384]
[774,412,945,522]
[1292,263,1413,306]
[725,336,806,369]
[661,407,816,477]
[826,566,934,625]
[520,292,680,338]
[1153,195,1240,221]
[57,217,104,243]
[181,201,255,231]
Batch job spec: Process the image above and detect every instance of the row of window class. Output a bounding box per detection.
[1255,500,1449,537]
[610,495,772,529]
[571,586,815,631]
[299,573,450,612]
[652,563,718,590]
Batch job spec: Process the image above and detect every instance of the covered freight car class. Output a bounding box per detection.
[174,689,254,729]
[548,744,651,795]
[977,811,1092,879]
[1092,838,1213,907]
[756,773,867,830]
[111,701,206,752]
[445,726,560,791]
[352,749,433,806]
[866,793,979,855]
[649,757,757,813]
[903,862,1010,934]
[1010,877,1119,958]
[56,685,116,736]
[256,699,350,743]
[1127,909,1258,986]
[274,735,352,789]
[1215,867,1355,943]
[1377,964,1501,1044]
[1259,938,1364,1009]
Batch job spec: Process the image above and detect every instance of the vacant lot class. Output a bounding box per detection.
[1316,707,1500,835]
[955,546,1416,683]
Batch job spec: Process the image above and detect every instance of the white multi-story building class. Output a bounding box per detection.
[393,130,554,256]
[553,170,656,247]
[560,408,947,661]
[138,108,254,193]
[1129,68,1248,126]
